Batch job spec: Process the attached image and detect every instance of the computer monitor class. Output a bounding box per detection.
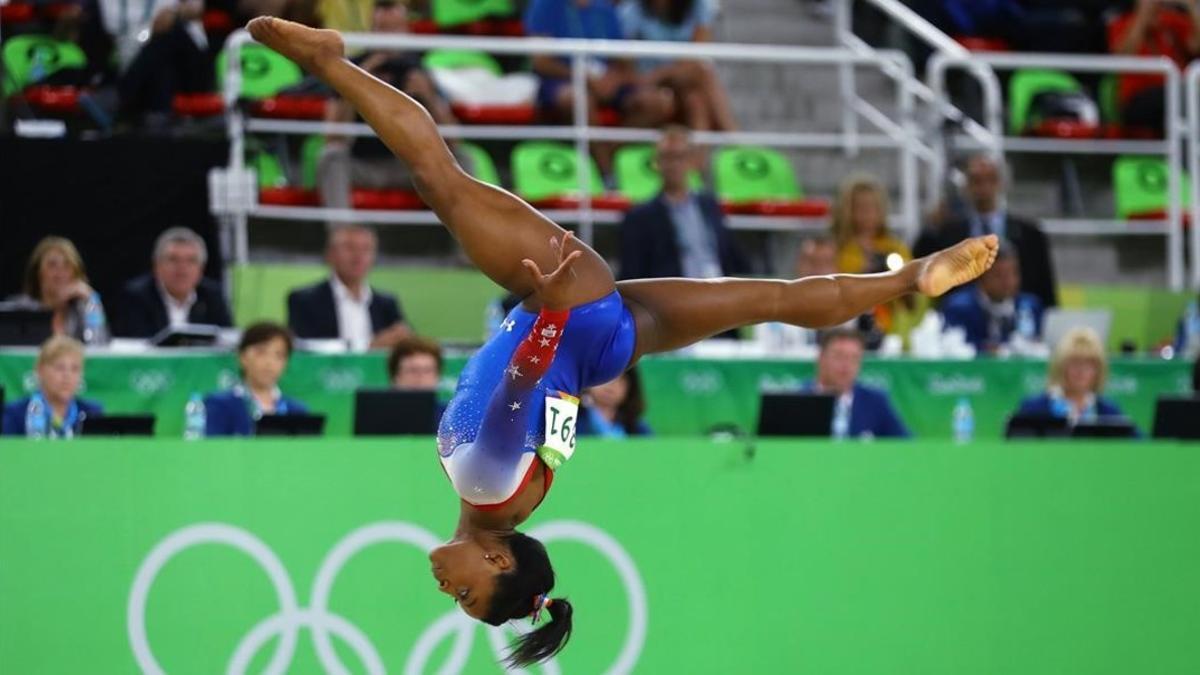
[1153,396,1200,440]
[353,389,438,436]
[1005,414,1071,439]
[0,307,53,346]
[255,413,326,437]
[1071,417,1138,439]
[756,392,836,437]
[1042,309,1112,351]
[150,323,221,347]
[80,414,156,437]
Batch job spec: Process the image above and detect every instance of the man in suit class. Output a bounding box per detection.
[115,227,233,338]
[915,153,1058,309]
[287,224,410,351]
[807,328,910,439]
[619,125,749,281]
[941,240,1044,354]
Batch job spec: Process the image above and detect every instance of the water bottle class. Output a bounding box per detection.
[952,398,974,444]
[831,397,850,440]
[81,292,109,345]
[25,397,47,439]
[184,394,206,440]
[1016,303,1037,342]
[1183,301,1200,359]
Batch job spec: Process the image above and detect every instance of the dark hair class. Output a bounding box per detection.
[818,327,865,350]
[613,368,647,434]
[639,0,696,26]
[483,532,573,667]
[387,335,444,380]
[238,321,294,356]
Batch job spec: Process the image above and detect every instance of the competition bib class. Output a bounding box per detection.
[537,392,579,470]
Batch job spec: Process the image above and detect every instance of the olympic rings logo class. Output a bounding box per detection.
[127,520,647,674]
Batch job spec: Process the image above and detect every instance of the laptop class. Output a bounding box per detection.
[80,414,156,437]
[0,307,53,346]
[1041,309,1112,351]
[354,389,438,436]
[255,413,326,437]
[756,392,836,437]
[1071,417,1138,439]
[149,323,221,347]
[1153,396,1200,440]
[1005,414,1071,439]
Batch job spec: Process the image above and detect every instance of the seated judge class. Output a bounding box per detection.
[3,336,102,437]
[577,368,653,437]
[288,224,411,351]
[204,322,309,436]
[1014,327,1131,428]
[804,328,910,439]
[939,240,1044,354]
[116,227,233,338]
[387,334,447,424]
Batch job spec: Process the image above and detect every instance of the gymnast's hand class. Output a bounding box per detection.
[521,232,583,311]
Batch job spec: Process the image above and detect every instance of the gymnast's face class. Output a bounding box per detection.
[429,540,511,620]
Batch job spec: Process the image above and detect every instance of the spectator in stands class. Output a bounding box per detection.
[1014,327,1129,426]
[940,240,1044,354]
[1109,0,1200,135]
[578,368,652,437]
[793,235,838,278]
[914,0,1026,45]
[388,335,443,389]
[116,227,233,338]
[525,0,675,172]
[317,0,464,213]
[804,328,910,439]
[2,336,102,437]
[618,0,738,131]
[289,225,410,350]
[204,322,308,436]
[619,125,748,280]
[116,0,215,126]
[11,237,110,345]
[915,153,1058,309]
[830,173,910,275]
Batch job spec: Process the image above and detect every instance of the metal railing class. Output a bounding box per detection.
[1186,60,1200,290]
[927,51,1184,290]
[217,30,933,262]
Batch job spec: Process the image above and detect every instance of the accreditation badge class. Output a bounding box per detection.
[537,392,579,470]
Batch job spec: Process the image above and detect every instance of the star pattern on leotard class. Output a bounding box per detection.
[539,337,552,347]
[509,401,522,411]
[529,355,540,364]
[506,365,523,380]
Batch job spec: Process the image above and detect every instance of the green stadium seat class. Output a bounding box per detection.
[254,149,321,206]
[423,49,503,75]
[512,141,628,210]
[432,0,513,28]
[460,141,501,186]
[300,135,325,189]
[713,146,828,216]
[1008,69,1096,137]
[1113,156,1192,221]
[614,144,703,203]
[2,35,86,97]
[216,43,303,100]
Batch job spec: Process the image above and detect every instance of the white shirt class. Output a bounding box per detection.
[330,276,374,352]
[157,282,197,329]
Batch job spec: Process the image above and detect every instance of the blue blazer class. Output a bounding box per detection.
[804,382,911,439]
[1016,393,1125,420]
[618,191,749,280]
[2,397,104,436]
[203,390,309,437]
[941,289,1044,353]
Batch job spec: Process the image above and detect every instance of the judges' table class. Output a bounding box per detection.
[0,350,1191,438]
[1,439,1197,674]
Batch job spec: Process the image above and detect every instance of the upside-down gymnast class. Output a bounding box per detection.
[247,16,998,667]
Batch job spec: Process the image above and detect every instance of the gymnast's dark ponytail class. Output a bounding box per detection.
[482,531,574,667]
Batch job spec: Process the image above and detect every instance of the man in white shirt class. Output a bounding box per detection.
[115,227,234,338]
[287,225,410,351]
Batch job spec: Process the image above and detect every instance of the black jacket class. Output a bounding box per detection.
[287,279,404,339]
[618,191,749,280]
[914,214,1058,309]
[115,274,233,338]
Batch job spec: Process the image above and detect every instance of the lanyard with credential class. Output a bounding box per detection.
[29,392,80,439]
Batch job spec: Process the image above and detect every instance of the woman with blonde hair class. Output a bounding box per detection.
[2,336,103,437]
[1015,327,1129,425]
[12,237,110,344]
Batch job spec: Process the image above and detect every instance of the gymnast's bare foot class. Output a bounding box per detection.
[247,16,344,75]
[916,235,999,298]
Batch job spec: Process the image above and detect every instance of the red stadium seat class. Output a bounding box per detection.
[955,36,1011,52]
[20,85,81,114]
[259,187,320,206]
[409,17,523,36]
[351,189,426,210]
[173,93,224,118]
[1029,119,1100,139]
[450,102,535,125]
[251,95,328,119]
[202,9,235,33]
[0,3,36,22]
[595,108,621,127]
[720,198,831,217]
[529,194,631,211]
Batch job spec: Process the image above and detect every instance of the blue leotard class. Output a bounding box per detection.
[437,290,636,508]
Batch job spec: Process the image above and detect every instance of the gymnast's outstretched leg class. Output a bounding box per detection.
[247,17,616,309]
[619,235,999,360]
